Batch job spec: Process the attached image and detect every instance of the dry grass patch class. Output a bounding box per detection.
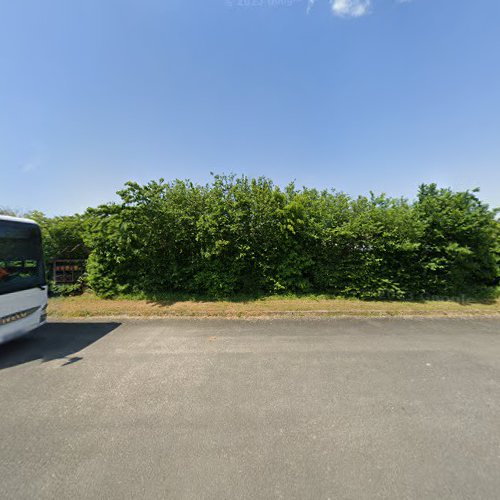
[48,294,500,319]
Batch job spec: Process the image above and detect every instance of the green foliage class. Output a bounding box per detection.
[79,176,498,300]
[413,184,499,296]
[310,193,424,299]
[49,281,84,297]
[0,207,24,217]
[26,211,89,264]
[6,179,497,300]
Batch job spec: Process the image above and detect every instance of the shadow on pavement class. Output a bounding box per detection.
[0,322,121,370]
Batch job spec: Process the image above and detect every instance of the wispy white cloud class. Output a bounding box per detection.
[308,0,409,17]
[18,142,45,174]
[19,155,42,173]
[20,161,38,173]
[331,0,371,17]
[307,0,316,14]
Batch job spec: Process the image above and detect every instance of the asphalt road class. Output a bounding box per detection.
[0,318,499,500]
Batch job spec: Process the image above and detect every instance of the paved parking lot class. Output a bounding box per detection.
[0,318,499,499]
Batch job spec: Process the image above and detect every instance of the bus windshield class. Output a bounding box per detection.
[0,220,45,295]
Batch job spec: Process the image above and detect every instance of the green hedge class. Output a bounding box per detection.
[80,175,499,299]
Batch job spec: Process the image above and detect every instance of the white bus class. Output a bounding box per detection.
[0,216,48,344]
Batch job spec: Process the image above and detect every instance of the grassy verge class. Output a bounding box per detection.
[48,293,500,319]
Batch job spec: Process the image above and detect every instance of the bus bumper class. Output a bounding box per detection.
[0,305,47,345]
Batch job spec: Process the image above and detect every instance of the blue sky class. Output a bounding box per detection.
[1,0,499,215]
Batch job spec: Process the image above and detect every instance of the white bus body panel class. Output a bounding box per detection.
[0,288,48,344]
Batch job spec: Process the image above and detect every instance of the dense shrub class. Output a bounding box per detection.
[80,175,499,299]
[414,185,499,296]
[27,211,89,264]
